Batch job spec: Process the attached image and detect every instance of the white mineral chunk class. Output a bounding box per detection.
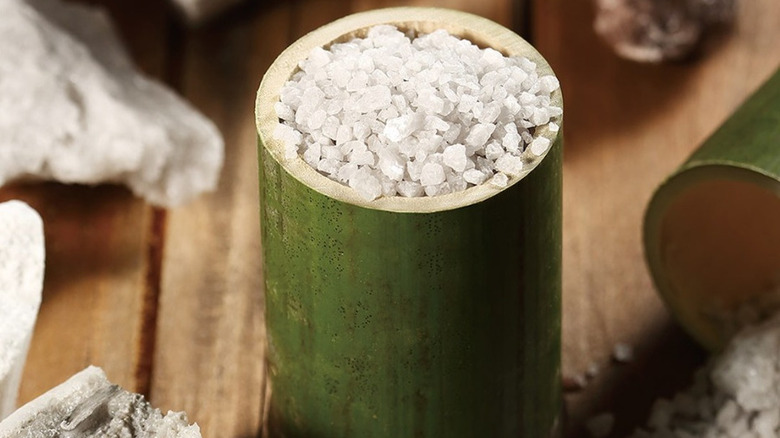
[0,0,224,207]
[530,137,552,156]
[0,201,44,420]
[0,366,201,438]
[348,167,382,201]
[495,154,524,176]
[442,144,468,173]
[490,173,509,188]
[613,342,634,363]
[420,163,446,187]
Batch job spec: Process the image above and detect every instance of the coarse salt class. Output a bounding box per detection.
[275,25,561,200]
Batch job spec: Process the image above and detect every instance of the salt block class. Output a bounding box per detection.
[593,0,736,63]
[0,0,224,207]
[0,201,44,420]
[172,0,245,24]
[0,366,201,437]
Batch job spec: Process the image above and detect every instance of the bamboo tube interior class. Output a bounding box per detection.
[255,7,562,213]
[652,170,780,348]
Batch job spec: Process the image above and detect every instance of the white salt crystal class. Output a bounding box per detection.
[420,163,446,186]
[337,163,358,183]
[530,137,552,156]
[336,125,352,145]
[305,46,331,70]
[349,150,375,167]
[406,160,424,182]
[490,173,509,188]
[0,0,223,207]
[321,145,343,160]
[485,142,504,161]
[357,85,392,112]
[481,48,505,68]
[275,102,294,121]
[502,130,522,153]
[348,167,382,201]
[538,75,560,94]
[463,169,488,185]
[377,148,405,181]
[308,109,327,131]
[384,113,422,143]
[586,362,600,378]
[276,24,561,199]
[316,158,340,175]
[442,144,468,172]
[397,181,423,197]
[464,123,496,148]
[479,102,502,124]
[613,343,634,362]
[303,143,321,166]
[0,201,44,420]
[548,122,560,133]
[495,154,523,176]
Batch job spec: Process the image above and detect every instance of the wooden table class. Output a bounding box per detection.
[2,0,778,436]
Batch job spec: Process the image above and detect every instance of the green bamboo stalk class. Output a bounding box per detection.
[644,67,780,351]
[256,8,563,437]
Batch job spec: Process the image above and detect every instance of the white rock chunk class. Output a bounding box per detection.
[0,366,201,437]
[0,201,44,420]
[0,0,224,207]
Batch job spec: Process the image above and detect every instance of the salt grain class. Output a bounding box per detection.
[530,137,551,156]
[275,25,561,200]
[628,312,780,438]
[613,343,634,363]
[442,144,468,172]
[420,163,446,186]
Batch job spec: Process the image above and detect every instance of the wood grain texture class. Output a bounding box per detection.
[534,0,780,435]
[4,0,168,402]
[148,4,290,437]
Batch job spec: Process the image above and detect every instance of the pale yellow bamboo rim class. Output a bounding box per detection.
[255,7,563,213]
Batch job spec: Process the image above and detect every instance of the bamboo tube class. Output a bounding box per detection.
[644,68,780,351]
[255,8,563,437]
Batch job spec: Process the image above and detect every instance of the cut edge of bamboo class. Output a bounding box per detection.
[255,6,562,213]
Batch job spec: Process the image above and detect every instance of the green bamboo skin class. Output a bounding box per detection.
[256,8,563,437]
[644,67,780,351]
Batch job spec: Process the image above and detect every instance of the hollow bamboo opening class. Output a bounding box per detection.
[255,7,562,213]
[647,165,780,349]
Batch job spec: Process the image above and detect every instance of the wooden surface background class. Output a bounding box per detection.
[1,0,778,437]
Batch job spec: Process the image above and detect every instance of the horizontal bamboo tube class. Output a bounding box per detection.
[644,68,780,351]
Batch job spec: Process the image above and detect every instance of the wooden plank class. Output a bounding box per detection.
[148,4,290,438]
[1,0,169,403]
[533,0,780,435]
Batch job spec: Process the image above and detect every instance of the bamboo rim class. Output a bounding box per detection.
[255,7,562,213]
[644,163,780,350]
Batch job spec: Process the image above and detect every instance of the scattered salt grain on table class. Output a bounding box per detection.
[275,25,561,200]
[0,201,44,420]
[629,314,780,438]
[613,343,634,363]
